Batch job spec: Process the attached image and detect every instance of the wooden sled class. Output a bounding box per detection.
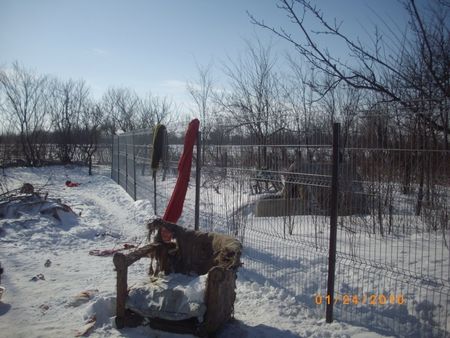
[113,219,242,337]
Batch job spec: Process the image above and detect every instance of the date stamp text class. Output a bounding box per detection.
[314,294,405,305]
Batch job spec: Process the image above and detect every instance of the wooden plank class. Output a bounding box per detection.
[123,243,159,267]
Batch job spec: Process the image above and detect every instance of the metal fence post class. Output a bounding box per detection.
[326,122,340,323]
[125,135,128,194]
[117,135,120,186]
[111,134,114,180]
[133,131,137,200]
[194,130,202,231]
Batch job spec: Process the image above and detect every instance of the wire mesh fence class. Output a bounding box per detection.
[111,117,449,337]
[332,128,450,337]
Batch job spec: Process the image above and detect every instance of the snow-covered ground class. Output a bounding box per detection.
[137,167,450,336]
[0,165,391,338]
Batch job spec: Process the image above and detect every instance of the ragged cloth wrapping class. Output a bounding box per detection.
[151,124,167,173]
[126,273,207,322]
[147,219,242,276]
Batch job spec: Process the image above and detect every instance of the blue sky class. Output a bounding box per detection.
[0,0,410,108]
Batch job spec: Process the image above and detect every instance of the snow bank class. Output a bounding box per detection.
[0,166,391,337]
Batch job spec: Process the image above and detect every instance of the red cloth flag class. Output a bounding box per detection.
[162,119,200,224]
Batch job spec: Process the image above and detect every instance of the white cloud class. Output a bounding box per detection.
[161,79,187,91]
[91,48,109,56]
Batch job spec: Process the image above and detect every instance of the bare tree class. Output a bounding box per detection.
[102,87,140,133]
[281,57,319,160]
[78,101,104,175]
[320,76,362,149]
[218,39,285,168]
[49,78,90,163]
[0,91,6,134]
[250,0,450,145]
[138,92,175,129]
[137,92,156,129]
[187,62,218,163]
[0,62,49,165]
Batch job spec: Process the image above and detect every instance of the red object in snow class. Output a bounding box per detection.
[65,180,80,187]
[162,119,199,224]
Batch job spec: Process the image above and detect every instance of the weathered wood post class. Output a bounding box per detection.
[113,253,128,329]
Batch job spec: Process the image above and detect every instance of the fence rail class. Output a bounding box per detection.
[111,120,450,337]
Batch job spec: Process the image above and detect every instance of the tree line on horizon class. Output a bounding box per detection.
[0,0,448,167]
[0,0,448,232]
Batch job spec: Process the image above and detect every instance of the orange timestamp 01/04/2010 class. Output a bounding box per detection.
[314,294,405,306]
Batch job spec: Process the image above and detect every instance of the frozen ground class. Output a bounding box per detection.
[0,166,391,337]
[140,168,450,336]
